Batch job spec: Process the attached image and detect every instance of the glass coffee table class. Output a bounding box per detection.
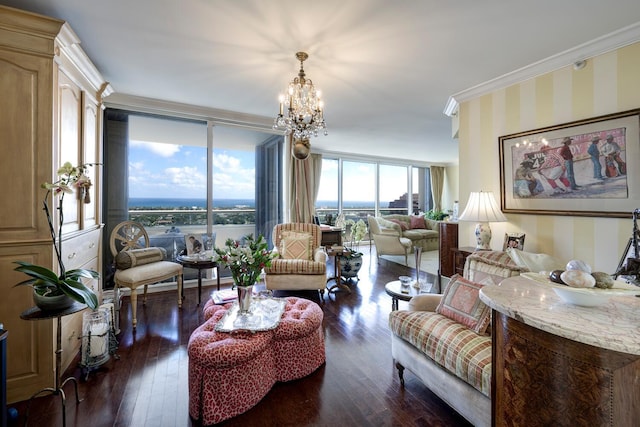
[385,280,432,310]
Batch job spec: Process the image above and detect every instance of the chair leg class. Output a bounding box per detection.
[177,274,183,308]
[130,289,138,329]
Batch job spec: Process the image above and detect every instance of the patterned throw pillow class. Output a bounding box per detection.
[388,219,408,231]
[409,215,426,229]
[279,231,313,260]
[436,274,491,335]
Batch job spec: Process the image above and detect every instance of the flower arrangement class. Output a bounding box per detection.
[14,162,99,310]
[344,218,368,257]
[214,234,275,287]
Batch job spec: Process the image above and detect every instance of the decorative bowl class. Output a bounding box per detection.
[552,286,640,307]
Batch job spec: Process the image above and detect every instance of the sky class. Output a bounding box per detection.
[128,140,256,199]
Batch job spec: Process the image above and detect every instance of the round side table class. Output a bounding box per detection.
[20,302,87,426]
[176,256,220,305]
[384,280,421,310]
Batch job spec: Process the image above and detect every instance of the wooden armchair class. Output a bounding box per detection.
[110,221,183,329]
[264,223,327,298]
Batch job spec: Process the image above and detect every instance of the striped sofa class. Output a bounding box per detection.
[389,251,527,427]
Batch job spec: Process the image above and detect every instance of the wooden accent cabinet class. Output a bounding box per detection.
[0,5,111,403]
[452,246,475,277]
[493,311,640,426]
[438,222,458,277]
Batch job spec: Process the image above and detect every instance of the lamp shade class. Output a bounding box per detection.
[458,191,507,223]
[458,191,507,250]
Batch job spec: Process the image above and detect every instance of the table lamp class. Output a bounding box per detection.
[458,191,507,250]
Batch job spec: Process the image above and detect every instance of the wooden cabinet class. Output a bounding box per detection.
[452,246,475,277]
[0,6,111,403]
[493,311,640,426]
[438,222,458,277]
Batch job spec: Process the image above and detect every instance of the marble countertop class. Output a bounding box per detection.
[479,275,640,355]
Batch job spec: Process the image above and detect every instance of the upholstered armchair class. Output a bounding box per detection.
[110,221,184,329]
[367,215,412,264]
[264,223,327,298]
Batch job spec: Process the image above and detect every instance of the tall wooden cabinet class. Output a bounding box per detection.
[438,221,458,277]
[0,5,112,403]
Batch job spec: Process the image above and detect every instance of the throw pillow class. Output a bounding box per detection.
[115,247,166,270]
[409,215,426,229]
[279,231,313,260]
[436,274,491,334]
[388,219,408,231]
[506,248,564,273]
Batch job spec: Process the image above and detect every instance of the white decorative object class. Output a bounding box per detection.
[458,191,507,250]
[566,259,592,273]
[560,270,596,288]
[552,287,638,307]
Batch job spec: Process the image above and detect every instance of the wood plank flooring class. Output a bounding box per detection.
[9,246,472,427]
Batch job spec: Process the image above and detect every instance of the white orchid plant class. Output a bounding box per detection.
[14,162,99,309]
[344,218,368,257]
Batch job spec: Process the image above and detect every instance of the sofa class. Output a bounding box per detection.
[389,250,530,427]
[380,214,439,251]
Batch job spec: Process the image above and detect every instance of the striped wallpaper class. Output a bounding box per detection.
[457,42,640,273]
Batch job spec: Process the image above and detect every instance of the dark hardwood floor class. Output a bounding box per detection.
[9,246,472,427]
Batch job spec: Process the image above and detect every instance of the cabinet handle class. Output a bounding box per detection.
[67,252,76,260]
[89,242,95,248]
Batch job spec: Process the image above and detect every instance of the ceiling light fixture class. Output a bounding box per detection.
[274,51,327,160]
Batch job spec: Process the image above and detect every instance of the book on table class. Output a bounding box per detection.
[211,289,237,304]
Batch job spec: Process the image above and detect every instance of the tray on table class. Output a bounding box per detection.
[215,298,287,332]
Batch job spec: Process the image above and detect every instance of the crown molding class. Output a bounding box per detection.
[444,21,640,117]
[104,93,276,133]
[57,22,113,97]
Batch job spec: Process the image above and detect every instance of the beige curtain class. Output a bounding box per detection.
[430,166,445,211]
[288,149,322,223]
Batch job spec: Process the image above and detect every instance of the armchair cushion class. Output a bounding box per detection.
[115,247,167,270]
[279,231,313,260]
[266,259,326,275]
[436,274,491,335]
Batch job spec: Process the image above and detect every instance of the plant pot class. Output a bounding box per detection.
[339,253,363,279]
[33,291,74,311]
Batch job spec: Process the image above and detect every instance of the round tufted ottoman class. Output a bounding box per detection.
[188,296,325,425]
[272,297,325,382]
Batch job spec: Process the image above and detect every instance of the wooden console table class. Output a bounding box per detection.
[480,276,640,426]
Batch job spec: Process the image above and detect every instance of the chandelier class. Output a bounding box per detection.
[274,52,327,159]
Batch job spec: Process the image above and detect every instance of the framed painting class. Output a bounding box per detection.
[499,108,640,218]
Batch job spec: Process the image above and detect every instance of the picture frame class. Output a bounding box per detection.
[503,233,525,251]
[185,234,204,255]
[499,108,640,218]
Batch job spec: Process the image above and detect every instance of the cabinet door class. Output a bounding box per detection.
[57,71,82,235]
[82,95,100,228]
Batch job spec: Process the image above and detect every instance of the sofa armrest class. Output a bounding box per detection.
[408,294,443,312]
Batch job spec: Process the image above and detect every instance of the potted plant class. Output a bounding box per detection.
[340,219,368,279]
[14,162,99,311]
[425,209,450,221]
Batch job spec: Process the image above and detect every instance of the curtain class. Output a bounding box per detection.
[430,166,445,212]
[288,148,322,223]
[255,136,283,247]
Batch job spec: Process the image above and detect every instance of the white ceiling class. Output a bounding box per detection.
[4,0,640,164]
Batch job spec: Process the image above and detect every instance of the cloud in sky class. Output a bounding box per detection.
[128,142,255,199]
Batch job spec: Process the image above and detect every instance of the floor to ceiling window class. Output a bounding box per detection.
[314,156,433,225]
